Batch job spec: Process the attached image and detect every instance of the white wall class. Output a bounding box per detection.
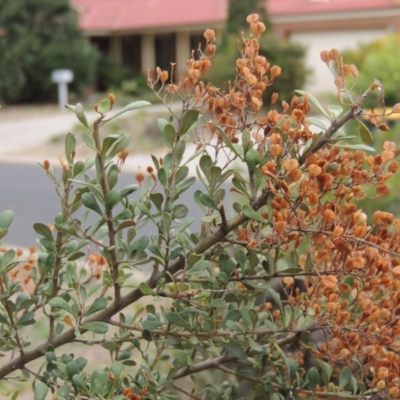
[291,29,386,96]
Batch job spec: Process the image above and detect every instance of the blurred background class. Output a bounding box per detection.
[1,0,400,247]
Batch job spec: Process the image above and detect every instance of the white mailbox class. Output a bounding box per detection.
[51,69,74,109]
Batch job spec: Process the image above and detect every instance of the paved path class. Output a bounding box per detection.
[0,102,236,177]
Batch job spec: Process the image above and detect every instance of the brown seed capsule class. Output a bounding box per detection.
[108,93,116,106]
[43,160,50,171]
[203,29,215,43]
[160,70,169,84]
[135,169,145,184]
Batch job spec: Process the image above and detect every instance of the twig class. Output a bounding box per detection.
[172,384,202,400]
[93,116,121,304]
[299,84,376,164]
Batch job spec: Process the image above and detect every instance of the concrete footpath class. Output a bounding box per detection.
[0,102,235,176]
[0,102,189,172]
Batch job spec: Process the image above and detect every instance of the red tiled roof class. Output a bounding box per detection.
[72,0,400,32]
[72,0,227,32]
[268,0,400,16]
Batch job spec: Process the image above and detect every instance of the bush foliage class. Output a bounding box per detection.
[2,14,400,400]
[341,33,400,108]
[0,0,97,103]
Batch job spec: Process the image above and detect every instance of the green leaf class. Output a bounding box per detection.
[16,311,35,327]
[107,164,119,189]
[139,282,156,295]
[266,288,284,316]
[111,361,124,379]
[166,312,190,329]
[83,297,107,317]
[329,143,375,152]
[317,359,333,385]
[206,165,220,192]
[98,99,111,113]
[219,341,246,359]
[81,193,103,216]
[106,133,131,158]
[158,167,167,187]
[163,124,176,149]
[49,297,74,315]
[339,366,352,389]
[216,126,243,159]
[81,321,109,334]
[75,357,88,372]
[210,299,226,308]
[72,374,89,394]
[222,309,241,327]
[179,109,200,135]
[246,149,262,169]
[33,382,48,400]
[131,236,149,256]
[308,117,327,131]
[66,361,80,379]
[175,139,186,166]
[119,183,139,198]
[294,90,330,119]
[82,131,97,152]
[105,190,121,210]
[175,165,189,185]
[242,204,268,223]
[199,193,219,210]
[0,249,15,269]
[356,118,373,143]
[172,204,188,219]
[0,210,13,230]
[242,128,251,153]
[327,104,343,118]
[101,134,119,155]
[101,100,151,123]
[150,193,163,211]
[65,132,77,162]
[33,223,53,241]
[0,313,9,325]
[199,154,212,178]
[142,329,153,341]
[75,103,90,130]
[72,160,85,178]
[306,367,319,392]
[157,118,168,136]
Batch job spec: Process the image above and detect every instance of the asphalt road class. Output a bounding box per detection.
[0,161,232,248]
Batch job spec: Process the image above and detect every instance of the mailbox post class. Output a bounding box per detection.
[51,69,74,109]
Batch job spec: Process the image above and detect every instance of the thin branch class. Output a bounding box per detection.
[172,384,203,400]
[299,84,376,164]
[173,333,301,380]
[93,116,121,304]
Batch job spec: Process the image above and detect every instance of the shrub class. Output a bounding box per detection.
[1,14,400,400]
[0,0,98,103]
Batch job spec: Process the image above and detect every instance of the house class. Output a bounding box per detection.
[72,0,227,79]
[268,0,400,95]
[72,0,400,95]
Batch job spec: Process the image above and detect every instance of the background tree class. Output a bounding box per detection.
[1,15,400,400]
[341,33,400,108]
[0,0,98,103]
[226,0,272,34]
